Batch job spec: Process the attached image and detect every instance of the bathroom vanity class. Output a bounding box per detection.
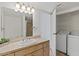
[0,7,50,56]
[0,37,49,56]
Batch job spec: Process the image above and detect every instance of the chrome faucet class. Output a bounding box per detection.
[22,37,30,42]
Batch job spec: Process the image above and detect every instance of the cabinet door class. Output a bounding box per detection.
[44,47,49,56]
[15,49,28,56]
[32,49,43,56]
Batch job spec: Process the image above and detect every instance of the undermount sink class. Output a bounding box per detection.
[16,39,37,46]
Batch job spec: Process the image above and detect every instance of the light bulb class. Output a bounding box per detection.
[21,4,26,10]
[16,2,20,9]
[27,7,30,11]
[31,8,35,13]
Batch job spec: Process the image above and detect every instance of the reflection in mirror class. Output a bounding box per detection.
[1,7,33,39]
[25,14,33,36]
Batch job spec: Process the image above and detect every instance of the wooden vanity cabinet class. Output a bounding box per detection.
[4,41,49,56]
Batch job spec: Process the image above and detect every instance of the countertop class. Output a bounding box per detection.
[0,37,49,56]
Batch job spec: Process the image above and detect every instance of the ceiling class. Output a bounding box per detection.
[56,2,79,15]
[1,2,79,15]
[0,2,57,13]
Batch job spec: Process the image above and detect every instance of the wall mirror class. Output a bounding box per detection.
[1,7,33,39]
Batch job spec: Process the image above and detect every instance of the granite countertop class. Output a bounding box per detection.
[0,37,48,55]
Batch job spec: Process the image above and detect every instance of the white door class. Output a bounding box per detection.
[2,8,24,39]
[50,10,56,56]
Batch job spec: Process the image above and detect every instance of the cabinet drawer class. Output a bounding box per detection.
[32,49,43,56]
[43,41,49,47]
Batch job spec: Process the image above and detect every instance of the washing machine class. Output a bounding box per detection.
[56,31,69,53]
[68,32,79,56]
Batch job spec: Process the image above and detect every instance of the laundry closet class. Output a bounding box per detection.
[56,2,79,56]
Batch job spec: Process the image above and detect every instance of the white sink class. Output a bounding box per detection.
[16,39,37,46]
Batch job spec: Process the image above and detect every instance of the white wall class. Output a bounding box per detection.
[33,9,51,39]
[39,11,51,40]
[33,9,52,40]
[57,10,79,32]
[33,9,56,56]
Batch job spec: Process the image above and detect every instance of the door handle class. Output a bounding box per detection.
[53,33,57,35]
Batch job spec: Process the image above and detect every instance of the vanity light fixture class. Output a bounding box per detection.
[31,7,35,13]
[15,2,35,14]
